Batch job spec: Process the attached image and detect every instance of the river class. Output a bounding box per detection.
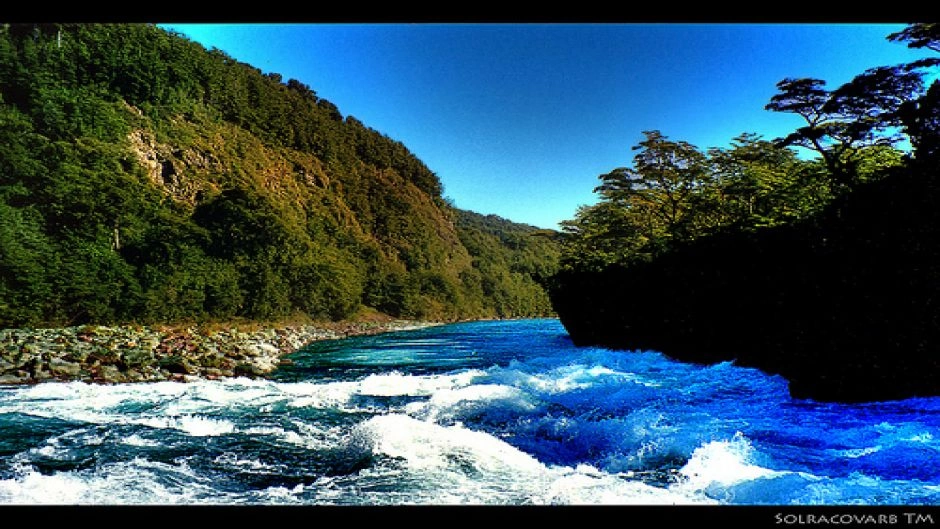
[1,319,938,505]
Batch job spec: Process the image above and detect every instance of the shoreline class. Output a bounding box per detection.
[0,319,441,386]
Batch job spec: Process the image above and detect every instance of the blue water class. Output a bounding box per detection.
[1,319,939,505]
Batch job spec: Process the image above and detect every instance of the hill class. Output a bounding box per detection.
[0,23,560,328]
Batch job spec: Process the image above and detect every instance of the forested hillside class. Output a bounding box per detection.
[0,23,560,327]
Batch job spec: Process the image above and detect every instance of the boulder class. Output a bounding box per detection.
[48,358,82,377]
[0,371,32,384]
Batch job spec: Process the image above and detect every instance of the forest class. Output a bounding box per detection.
[548,24,940,402]
[0,23,561,328]
[557,23,939,272]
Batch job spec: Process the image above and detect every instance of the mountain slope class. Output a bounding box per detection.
[0,23,560,327]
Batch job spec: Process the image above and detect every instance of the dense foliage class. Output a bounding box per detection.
[0,23,560,327]
[548,24,940,402]
[557,24,938,273]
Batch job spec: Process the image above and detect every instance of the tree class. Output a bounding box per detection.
[765,73,922,193]
[887,23,940,53]
[595,130,712,242]
[888,23,940,164]
[559,201,648,271]
[768,24,940,182]
[0,23,562,327]
[709,133,822,228]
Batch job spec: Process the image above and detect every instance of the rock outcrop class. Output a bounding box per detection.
[548,169,940,403]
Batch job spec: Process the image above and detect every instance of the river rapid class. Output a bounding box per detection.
[1,319,938,506]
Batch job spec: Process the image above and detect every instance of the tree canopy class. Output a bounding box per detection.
[558,23,937,273]
[0,23,561,328]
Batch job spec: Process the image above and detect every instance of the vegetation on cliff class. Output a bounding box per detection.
[548,24,940,402]
[0,23,560,328]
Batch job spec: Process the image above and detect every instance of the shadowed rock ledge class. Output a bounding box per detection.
[548,169,940,403]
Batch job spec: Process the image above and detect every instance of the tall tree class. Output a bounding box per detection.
[888,23,940,163]
[708,133,815,228]
[765,71,922,193]
[595,130,711,242]
[768,24,940,182]
[888,23,940,53]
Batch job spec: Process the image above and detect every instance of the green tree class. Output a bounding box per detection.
[0,23,562,327]
[595,131,712,241]
[0,202,57,325]
[888,23,940,164]
[708,133,820,228]
[559,201,648,270]
[766,35,932,189]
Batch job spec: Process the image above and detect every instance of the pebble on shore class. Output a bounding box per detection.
[0,320,437,386]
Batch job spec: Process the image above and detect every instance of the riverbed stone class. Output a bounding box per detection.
[124,369,146,382]
[64,343,95,363]
[0,320,437,385]
[48,358,82,377]
[96,365,125,383]
[122,347,155,368]
[233,363,267,377]
[0,372,30,384]
[0,357,16,372]
[19,343,39,359]
[159,355,196,375]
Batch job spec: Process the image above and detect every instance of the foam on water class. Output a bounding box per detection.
[356,370,483,397]
[419,384,538,423]
[338,414,715,505]
[542,465,714,505]
[487,361,659,396]
[354,414,545,474]
[1,320,938,505]
[136,415,236,437]
[0,456,222,505]
[678,432,781,490]
[121,434,160,447]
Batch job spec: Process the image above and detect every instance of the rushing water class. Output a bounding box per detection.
[1,319,939,506]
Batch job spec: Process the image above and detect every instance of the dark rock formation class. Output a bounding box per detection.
[549,168,940,403]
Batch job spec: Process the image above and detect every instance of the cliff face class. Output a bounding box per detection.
[0,23,560,327]
[549,167,940,403]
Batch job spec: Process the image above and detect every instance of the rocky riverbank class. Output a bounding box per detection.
[0,320,438,385]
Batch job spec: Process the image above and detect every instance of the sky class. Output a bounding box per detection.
[159,23,935,230]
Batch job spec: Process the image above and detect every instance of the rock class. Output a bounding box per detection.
[159,355,196,375]
[89,348,122,366]
[0,320,437,386]
[233,363,267,377]
[64,344,95,363]
[237,344,261,357]
[0,357,16,372]
[549,169,940,403]
[96,365,126,383]
[0,372,31,384]
[141,336,162,352]
[256,342,279,355]
[48,358,82,377]
[122,347,154,368]
[19,343,40,359]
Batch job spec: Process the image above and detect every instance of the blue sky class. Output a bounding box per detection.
[160,23,934,229]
